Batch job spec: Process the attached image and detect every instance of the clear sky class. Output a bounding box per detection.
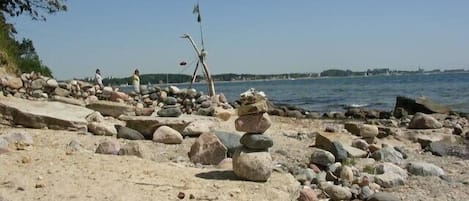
[9,0,469,80]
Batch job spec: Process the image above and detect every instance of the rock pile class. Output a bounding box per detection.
[0,72,233,118]
[232,88,274,182]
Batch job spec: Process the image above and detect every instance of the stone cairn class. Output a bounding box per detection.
[232,88,274,182]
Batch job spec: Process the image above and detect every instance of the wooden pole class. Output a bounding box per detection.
[181,34,216,96]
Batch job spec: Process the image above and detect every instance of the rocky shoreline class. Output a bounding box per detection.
[1,72,469,201]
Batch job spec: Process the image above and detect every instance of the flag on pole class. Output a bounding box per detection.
[193,3,201,22]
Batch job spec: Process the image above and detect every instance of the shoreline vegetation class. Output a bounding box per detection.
[82,68,469,86]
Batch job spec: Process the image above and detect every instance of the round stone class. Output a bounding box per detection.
[239,133,273,150]
[233,148,272,182]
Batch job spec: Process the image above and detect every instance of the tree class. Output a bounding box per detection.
[0,0,67,21]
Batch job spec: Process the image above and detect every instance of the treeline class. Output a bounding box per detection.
[0,0,67,77]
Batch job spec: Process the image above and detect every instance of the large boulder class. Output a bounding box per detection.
[232,147,273,182]
[86,101,135,118]
[0,97,93,130]
[6,77,23,89]
[188,133,227,165]
[408,113,442,129]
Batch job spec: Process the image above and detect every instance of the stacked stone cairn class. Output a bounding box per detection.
[156,96,182,117]
[232,88,274,182]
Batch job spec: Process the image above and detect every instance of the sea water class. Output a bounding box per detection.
[130,72,469,113]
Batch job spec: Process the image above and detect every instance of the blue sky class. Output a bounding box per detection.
[10,0,469,79]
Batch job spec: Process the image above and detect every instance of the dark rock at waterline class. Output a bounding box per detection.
[115,125,145,140]
[393,96,450,118]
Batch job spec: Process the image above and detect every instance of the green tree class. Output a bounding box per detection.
[1,0,67,21]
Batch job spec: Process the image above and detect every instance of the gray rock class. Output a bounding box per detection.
[315,132,348,162]
[372,147,404,165]
[239,133,273,150]
[31,79,46,89]
[116,125,145,140]
[235,112,272,133]
[376,163,408,178]
[95,140,120,155]
[292,167,316,184]
[324,185,352,201]
[213,131,242,157]
[310,148,336,166]
[366,192,400,201]
[46,79,58,88]
[425,141,469,158]
[352,139,369,151]
[360,186,373,200]
[189,133,227,165]
[374,173,405,188]
[65,139,88,155]
[408,113,442,129]
[165,97,177,105]
[152,126,183,144]
[1,132,33,146]
[406,162,445,177]
[200,100,212,108]
[54,87,70,97]
[0,138,9,150]
[233,147,273,182]
[118,142,143,158]
[196,107,215,116]
[157,106,182,117]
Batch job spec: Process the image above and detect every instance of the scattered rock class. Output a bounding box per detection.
[340,166,354,182]
[310,148,335,167]
[298,186,319,201]
[375,163,408,178]
[360,124,379,138]
[314,132,348,162]
[344,122,361,135]
[88,121,117,136]
[152,126,183,144]
[216,158,233,170]
[237,100,269,116]
[408,113,443,129]
[372,147,404,165]
[213,131,242,157]
[366,192,400,201]
[118,142,144,158]
[157,106,182,117]
[95,140,120,155]
[116,125,145,140]
[1,132,33,146]
[182,120,214,137]
[188,133,227,165]
[324,185,352,201]
[406,162,445,177]
[374,173,405,188]
[86,101,135,118]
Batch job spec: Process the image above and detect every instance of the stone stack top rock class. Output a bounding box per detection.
[239,88,266,105]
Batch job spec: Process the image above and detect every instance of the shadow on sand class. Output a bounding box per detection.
[195,170,243,181]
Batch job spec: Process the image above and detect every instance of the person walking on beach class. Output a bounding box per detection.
[95,68,104,89]
[132,69,141,94]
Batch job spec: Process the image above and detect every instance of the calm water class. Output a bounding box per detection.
[144,73,469,113]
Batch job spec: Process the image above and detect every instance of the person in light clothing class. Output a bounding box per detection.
[132,69,140,93]
[95,69,104,89]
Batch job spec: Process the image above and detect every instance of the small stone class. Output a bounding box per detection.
[352,139,369,151]
[182,120,215,137]
[166,97,178,105]
[340,166,354,182]
[372,147,404,165]
[359,186,373,200]
[21,156,31,164]
[177,192,185,199]
[374,173,405,188]
[376,163,408,178]
[408,113,443,129]
[216,158,233,170]
[157,107,182,117]
[344,122,361,135]
[35,183,46,188]
[88,122,117,136]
